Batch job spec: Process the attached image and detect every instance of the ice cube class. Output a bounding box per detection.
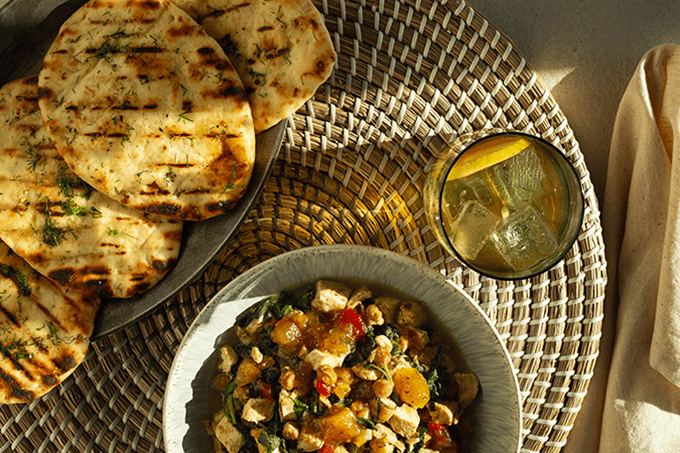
[486,146,546,209]
[447,200,500,261]
[491,204,558,271]
[441,170,497,218]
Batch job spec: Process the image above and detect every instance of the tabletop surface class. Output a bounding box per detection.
[0,0,673,452]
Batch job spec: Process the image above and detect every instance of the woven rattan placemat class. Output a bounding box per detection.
[0,0,606,452]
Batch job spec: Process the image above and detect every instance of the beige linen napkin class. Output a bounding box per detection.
[563,44,680,453]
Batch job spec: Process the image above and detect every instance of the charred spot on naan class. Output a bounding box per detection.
[0,370,34,402]
[0,239,97,404]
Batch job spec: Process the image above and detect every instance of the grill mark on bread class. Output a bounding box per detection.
[126,0,161,10]
[1,350,31,383]
[32,299,69,333]
[168,20,197,38]
[206,2,251,19]
[52,353,77,372]
[145,203,182,217]
[0,305,20,327]
[85,279,114,298]
[206,199,237,214]
[142,181,171,196]
[0,369,34,402]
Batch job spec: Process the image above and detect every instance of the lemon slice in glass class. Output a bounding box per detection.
[447,137,532,181]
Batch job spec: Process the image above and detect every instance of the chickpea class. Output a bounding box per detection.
[374,335,393,352]
[282,422,300,440]
[365,304,384,326]
[372,379,394,398]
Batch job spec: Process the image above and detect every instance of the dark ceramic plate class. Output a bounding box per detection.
[0,0,285,340]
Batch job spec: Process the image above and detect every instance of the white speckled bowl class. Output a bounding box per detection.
[163,244,521,453]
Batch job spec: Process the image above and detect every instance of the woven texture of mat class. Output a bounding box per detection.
[0,0,606,452]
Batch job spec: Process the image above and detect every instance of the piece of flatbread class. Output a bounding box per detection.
[0,240,99,404]
[0,76,183,299]
[171,0,336,133]
[38,0,255,221]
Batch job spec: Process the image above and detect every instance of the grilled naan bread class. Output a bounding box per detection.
[38,0,255,221]
[0,240,99,404]
[0,76,183,299]
[172,0,336,133]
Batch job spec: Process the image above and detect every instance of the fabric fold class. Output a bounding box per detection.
[563,44,680,453]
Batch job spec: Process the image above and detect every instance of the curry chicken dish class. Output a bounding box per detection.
[207,280,480,453]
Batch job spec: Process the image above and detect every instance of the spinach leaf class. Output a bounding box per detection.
[258,431,285,453]
[222,380,238,424]
[425,345,450,399]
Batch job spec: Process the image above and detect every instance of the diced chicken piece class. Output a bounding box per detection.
[369,348,392,369]
[369,438,394,453]
[237,317,265,344]
[374,297,401,324]
[454,372,480,408]
[233,384,252,402]
[214,416,245,453]
[218,346,239,374]
[311,280,352,313]
[297,424,325,451]
[352,363,381,381]
[396,301,427,327]
[371,397,397,423]
[388,404,420,438]
[402,326,430,352]
[348,286,373,309]
[279,389,298,420]
[389,355,412,372]
[372,423,399,444]
[251,347,264,364]
[353,428,373,446]
[304,348,345,371]
[429,401,461,426]
[241,398,276,423]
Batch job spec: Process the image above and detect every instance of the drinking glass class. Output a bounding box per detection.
[424,129,584,280]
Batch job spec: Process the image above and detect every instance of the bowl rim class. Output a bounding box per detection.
[163,244,522,453]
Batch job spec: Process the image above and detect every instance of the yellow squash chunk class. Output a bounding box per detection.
[392,367,430,409]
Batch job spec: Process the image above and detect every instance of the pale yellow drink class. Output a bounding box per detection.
[424,131,583,280]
